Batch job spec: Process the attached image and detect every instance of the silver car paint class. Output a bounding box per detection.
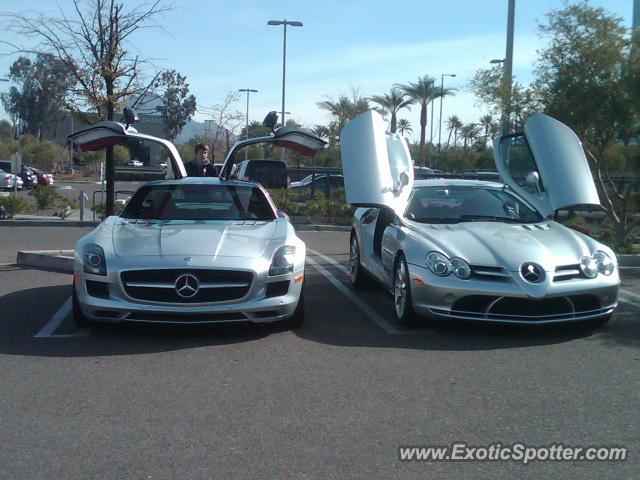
[340,110,413,213]
[74,179,306,325]
[494,113,600,217]
[351,180,619,325]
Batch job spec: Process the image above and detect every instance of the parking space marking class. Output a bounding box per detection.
[306,256,404,335]
[34,297,89,338]
[620,288,640,301]
[619,292,640,310]
[307,248,349,275]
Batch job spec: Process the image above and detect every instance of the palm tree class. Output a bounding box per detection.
[446,115,463,147]
[397,75,455,162]
[312,125,331,142]
[317,95,353,133]
[479,114,494,145]
[317,88,372,134]
[369,88,412,133]
[460,123,481,152]
[397,119,412,137]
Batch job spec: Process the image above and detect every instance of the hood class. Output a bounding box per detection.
[111,219,277,257]
[407,220,596,272]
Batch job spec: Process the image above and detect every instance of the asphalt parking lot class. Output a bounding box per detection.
[0,226,639,479]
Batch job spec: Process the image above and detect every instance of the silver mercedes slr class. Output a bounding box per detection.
[69,110,326,327]
[341,111,619,325]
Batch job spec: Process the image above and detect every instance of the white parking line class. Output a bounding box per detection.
[34,297,89,338]
[620,288,640,301]
[306,256,402,335]
[307,248,349,275]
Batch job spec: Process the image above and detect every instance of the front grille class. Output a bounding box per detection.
[86,280,110,299]
[126,312,248,323]
[470,265,511,282]
[120,269,253,303]
[553,264,586,282]
[442,294,604,322]
[266,281,289,298]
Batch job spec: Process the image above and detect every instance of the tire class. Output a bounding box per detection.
[284,281,305,329]
[72,280,91,327]
[393,254,418,325]
[349,232,371,289]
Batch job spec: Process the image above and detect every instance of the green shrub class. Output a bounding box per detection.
[564,215,592,236]
[29,185,60,210]
[91,201,124,220]
[53,197,78,219]
[0,195,29,219]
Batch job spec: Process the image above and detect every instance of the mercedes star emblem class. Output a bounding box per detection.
[520,263,544,283]
[175,273,199,298]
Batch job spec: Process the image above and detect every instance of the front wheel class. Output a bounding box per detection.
[393,254,418,325]
[349,233,370,289]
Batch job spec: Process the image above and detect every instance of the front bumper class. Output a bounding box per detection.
[74,258,303,325]
[407,263,619,325]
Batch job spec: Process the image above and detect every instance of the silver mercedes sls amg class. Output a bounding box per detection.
[68,110,326,327]
[341,111,619,325]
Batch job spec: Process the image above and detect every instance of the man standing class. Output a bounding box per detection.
[185,143,217,177]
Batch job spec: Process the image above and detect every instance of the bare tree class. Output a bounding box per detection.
[2,0,172,215]
[200,92,245,158]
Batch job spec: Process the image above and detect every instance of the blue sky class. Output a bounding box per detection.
[0,0,633,141]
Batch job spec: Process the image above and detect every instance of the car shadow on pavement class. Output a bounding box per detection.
[0,284,274,357]
[294,271,639,352]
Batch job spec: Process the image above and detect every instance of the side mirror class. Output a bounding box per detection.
[276,209,290,221]
[525,171,541,193]
[394,171,410,195]
[123,107,139,128]
[263,111,279,133]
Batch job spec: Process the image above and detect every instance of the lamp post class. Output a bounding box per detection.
[437,73,456,153]
[239,88,258,160]
[502,0,515,135]
[267,19,303,161]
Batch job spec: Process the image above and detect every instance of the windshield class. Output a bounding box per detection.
[120,184,276,221]
[405,185,542,224]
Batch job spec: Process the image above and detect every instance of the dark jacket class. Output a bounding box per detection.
[185,160,217,177]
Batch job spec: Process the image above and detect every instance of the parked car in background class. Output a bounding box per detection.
[30,167,54,186]
[231,159,289,189]
[413,166,435,179]
[128,159,144,167]
[462,170,501,181]
[18,165,39,188]
[290,173,344,190]
[0,169,24,190]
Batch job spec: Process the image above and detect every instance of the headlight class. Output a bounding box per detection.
[83,243,107,275]
[269,245,296,276]
[450,257,471,279]
[579,255,598,279]
[593,250,615,276]
[426,251,452,276]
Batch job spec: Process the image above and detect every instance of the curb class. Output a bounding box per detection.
[618,255,640,268]
[0,220,100,227]
[16,250,74,273]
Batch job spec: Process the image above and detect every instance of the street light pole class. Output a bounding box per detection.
[268,19,303,161]
[437,74,456,153]
[502,0,515,135]
[239,88,258,160]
